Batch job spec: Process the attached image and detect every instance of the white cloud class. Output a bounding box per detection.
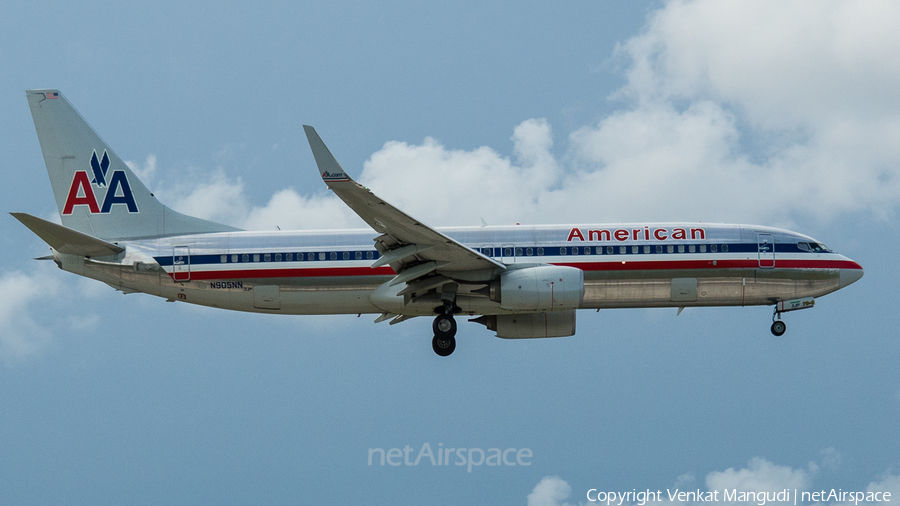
[122,1,900,233]
[238,187,364,231]
[859,473,900,500]
[603,0,900,223]
[705,457,813,504]
[348,0,900,228]
[165,169,250,225]
[0,268,59,362]
[830,471,900,506]
[528,476,574,506]
[125,154,158,185]
[533,458,898,506]
[358,119,561,227]
[618,0,900,130]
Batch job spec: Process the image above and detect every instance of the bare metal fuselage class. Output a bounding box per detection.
[55,222,862,318]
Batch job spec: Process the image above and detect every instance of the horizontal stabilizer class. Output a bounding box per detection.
[11,212,125,257]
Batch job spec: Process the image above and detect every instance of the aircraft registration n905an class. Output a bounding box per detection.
[14,90,864,356]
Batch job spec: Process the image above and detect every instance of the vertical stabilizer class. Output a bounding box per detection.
[26,89,240,240]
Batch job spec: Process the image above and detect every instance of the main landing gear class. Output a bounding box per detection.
[431,284,460,357]
[431,288,462,358]
[432,312,457,357]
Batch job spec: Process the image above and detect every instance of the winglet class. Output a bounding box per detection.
[303,125,352,183]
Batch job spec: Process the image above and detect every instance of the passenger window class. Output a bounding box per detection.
[699,245,707,253]
[275,253,282,261]
[710,244,717,253]
[619,246,627,254]
[607,246,614,255]
[559,248,566,256]
[678,245,685,253]
[220,255,227,263]
[667,245,674,253]
[232,254,238,263]
[342,251,349,260]
[242,254,249,262]
[643,245,650,254]
[355,251,362,260]
[330,252,337,260]
[537,247,544,256]
[526,247,533,256]
[688,245,696,253]
[253,254,260,262]
[655,245,662,254]
[367,251,374,260]
[264,253,271,262]
[631,246,639,254]
[319,252,326,261]
[722,245,729,253]
[572,247,579,255]
[516,247,523,256]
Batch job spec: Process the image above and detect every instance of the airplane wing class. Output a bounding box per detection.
[303,126,505,289]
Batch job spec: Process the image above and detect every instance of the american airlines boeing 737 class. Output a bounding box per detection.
[14,90,864,356]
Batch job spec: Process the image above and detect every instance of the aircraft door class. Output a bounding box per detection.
[501,245,516,264]
[173,246,190,281]
[758,234,775,269]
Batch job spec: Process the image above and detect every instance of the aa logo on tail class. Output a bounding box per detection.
[90,150,110,187]
[63,150,139,215]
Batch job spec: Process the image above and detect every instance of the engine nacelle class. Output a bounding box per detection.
[473,311,577,339]
[488,265,584,311]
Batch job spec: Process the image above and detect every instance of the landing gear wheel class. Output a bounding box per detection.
[433,313,457,339]
[432,335,456,357]
[771,320,786,336]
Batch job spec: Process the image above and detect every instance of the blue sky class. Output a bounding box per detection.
[1,1,898,504]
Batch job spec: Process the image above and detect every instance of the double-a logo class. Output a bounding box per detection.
[62,150,139,215]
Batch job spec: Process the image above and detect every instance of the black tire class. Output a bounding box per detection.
[433,313,457,339]
[432,335,456,357]
[771,320,786,336]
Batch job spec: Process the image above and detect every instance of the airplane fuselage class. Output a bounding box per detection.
[59,222,862,317]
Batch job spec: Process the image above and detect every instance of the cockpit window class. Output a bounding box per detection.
[798,241,830,253]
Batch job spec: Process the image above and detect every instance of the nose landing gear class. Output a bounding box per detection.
[770,317,786,336]
[770,297,815,336]
[771,306,787,336]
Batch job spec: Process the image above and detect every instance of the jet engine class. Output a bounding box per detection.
[472,311,577,339]
[486,265,584,311]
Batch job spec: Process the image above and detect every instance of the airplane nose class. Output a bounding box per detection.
[839,262,864,288]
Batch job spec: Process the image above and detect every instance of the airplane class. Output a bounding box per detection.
[13,89,864,357]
